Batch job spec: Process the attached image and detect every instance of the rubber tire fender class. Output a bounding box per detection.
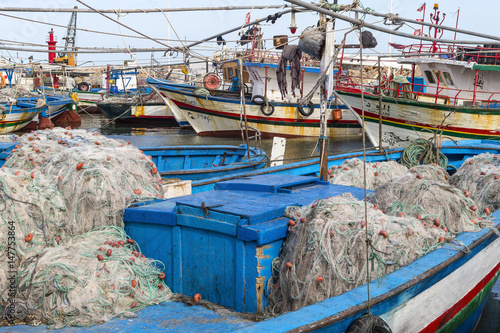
[251,95,266,105]
[77,82,90,92]
[297,101,315,117]
[260,102,275,116]
[346,315,392,333]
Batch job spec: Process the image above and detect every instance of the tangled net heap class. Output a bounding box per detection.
[369,167,482,235]
[266,193,447,315]
[328,158,407,190]
[450,153,500,215]
[16,227,170,328]
[399,138,448,168]
[0,128,170,328]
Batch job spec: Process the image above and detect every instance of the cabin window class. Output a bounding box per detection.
[443,72,454,86]
[424,70,436,84]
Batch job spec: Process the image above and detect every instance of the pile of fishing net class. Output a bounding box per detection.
[369,165,481,235]
[16,227,170,328]
[266,193,447,315]
[0,87,39,101]
[451,153,500,215]
[328,158,407,189]
[0,128,170,327]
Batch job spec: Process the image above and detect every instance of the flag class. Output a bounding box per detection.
[245,12,251,24]
[389,43,406,50]
[417,3,426,12]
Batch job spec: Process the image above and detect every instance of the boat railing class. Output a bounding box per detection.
[397,43,500,65]
[213,49,320,67]
[336,72,500,108]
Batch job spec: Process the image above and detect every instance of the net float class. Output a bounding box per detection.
[481,171,486,175]
[76,162,83,170]
[485,207,491,215]
[15,171,21,176]
[464,190,469,197]
[442,226,448,232]
[129,257,135,262]
[288,220,295,227]
[104,240,112,245]
[151,167,158,175]
[374,171,379,177]
[194,293,202,302]
[439,237,445,243]
[343,167,349,171]
[132,250,139,257]
[416,214,422,220]
[118,240,124,247]
[25,233,33,242]
[434,219,440,227]
[285,262,293,269]
[329,230,335,238]
[131,302,136,309]
[112,242,118,247]
[316,276,324,283]
[131,279,137,288]
[416,174,423,179]
[110,284,115,290]
[495,175,500,180]
[300,217,306,223]
[373,204,378,210]
[379,230,389,238]
[106,249,112,257]
[311,203,317,208]
[133,188,142,195]
[328,169,332,175]
[360,220,366,228]
[95,141,100,145]
[470,205,477,211]
[127,239,135,244]
[469,160,473,164]
[31,172,35,179]
[99,247,106,252]
[97,255,104,261]
[141,254,145,258]
[398,212,404,217]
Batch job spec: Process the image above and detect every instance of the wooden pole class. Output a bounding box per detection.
[239,58,250,159]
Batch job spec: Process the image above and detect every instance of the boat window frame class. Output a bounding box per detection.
[442,72,454,86]
[424,70,436,84]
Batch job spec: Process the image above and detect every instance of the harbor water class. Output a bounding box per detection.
[78,113,369,164]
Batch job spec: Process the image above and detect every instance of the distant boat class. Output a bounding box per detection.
[0,99,46,133]
[97,90,177,124]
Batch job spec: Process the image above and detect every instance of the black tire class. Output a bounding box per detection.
[251,95,266,105]
[346,315,392,333]
[77,82,90,92]
[260,102,275,116]
[297,101,315,117]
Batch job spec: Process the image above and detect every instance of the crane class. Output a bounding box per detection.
[54,6,77,66]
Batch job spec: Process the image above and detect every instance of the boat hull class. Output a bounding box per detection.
[155,84,362,138]
[337,89,500,148]
[0,105,45,134]
[97,102,177,123]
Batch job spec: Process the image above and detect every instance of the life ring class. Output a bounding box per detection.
[251,95,266,105]
[77,82,90,92]
[261,102,275,116]
[297,101,315,117]
[346,315,392,333]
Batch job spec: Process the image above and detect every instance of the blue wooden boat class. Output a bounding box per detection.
[141,144,267,181]
[17,95,74,120]
[3,140,500,332]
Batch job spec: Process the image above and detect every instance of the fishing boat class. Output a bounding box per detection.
[5,139,496,332]
[141,144,267,181]
[18,95,75,129]
[147,25,363,138]
[334,5,500,149]
[0,99,46,134]
[97,90,177,124]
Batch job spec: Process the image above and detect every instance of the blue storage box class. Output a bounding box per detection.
[124,175,369,313]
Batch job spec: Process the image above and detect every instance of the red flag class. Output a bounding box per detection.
[417,3,426,12]
[389,43,406,50]
[245,12,251,24]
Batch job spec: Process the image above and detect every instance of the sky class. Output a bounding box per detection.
[0,0,497,67]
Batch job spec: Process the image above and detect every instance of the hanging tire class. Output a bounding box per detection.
[297,101,315,117]
[251,95,266,105]
[261,102,275,116]
[77,82,90,92]
[346,315,392,333]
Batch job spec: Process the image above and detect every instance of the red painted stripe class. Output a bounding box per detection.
[419,261,500,332]
[350,106,500,136]
[173,100,357,125]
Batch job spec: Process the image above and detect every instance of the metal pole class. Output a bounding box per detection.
[378,57,382,149]
[239,58,250,159]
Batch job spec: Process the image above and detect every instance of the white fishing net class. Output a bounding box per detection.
[266,193,447,315]
[369,168,481,235]
[450,153,500,216]
[0,128,170,328]
[328,158,408,189]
